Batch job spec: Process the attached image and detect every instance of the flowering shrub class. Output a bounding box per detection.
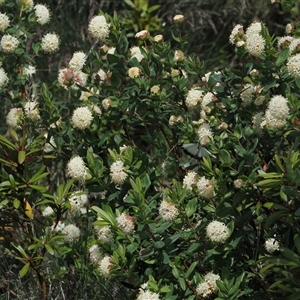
[1,0,300,299]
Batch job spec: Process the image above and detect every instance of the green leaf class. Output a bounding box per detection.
[256,178,282,188]
[171,30,181,43]
[172,266,179,279]
[185,198,197,217]
[19,263,30,277]
[28,166,49,184]
[45,244,54,255]
[281,0,295,12]
[275,154,285,173]
[154,241,165,249]
[28,184,47,192]
[287,292,300,300]
[0,135,16,150]
[281,247,300,264]
[219,149,234,166]
[123,0,135,9]
[13,198,20,209]
[178,277,186,291]
[276,48,290,66]
[184,261,197,279]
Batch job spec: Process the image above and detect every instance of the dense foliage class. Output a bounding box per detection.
[1,0,300,299]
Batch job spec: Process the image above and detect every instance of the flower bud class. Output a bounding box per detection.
[135,30,149,40]
[154,34,163,43]
[173,14,184,23]
[171,69,181,77]
[174,50,184,62]
[128,67,140,78]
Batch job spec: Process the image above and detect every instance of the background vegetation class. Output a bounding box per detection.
[1,0,300,299]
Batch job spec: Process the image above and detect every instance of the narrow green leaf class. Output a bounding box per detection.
[275,154,285,173]
[45,244,54,255]
[123,0,135,9]
[172,266,179,279]
[18,150,26,164]
[0,135,16,150]
[28,185,47,192]
[19,262,30,277]
[184,261,197,279]
[178,277,186,291]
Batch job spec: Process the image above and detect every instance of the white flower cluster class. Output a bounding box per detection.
[24,101,40,121]
[136,283,160,300]
[196,272,221,298]
[196,176,215,199]
[23,65,36,77]
[0,34,19,53]
[233,179,244,189]
[168,115,183,126]
[240,84,255,107]
[89,244,102,264]
[88,15,110,41]
[197,123,213,146]
[158,200,179,221]
[44,133,57,153]
[93,68,111,83]
[51,221,65,233]
[0,67,8,88]
[98,255,113,278]
[69,51,86,71]
[66,156,88,181]
[185,87,204,108]
[130,46,145,62]
[34,4,51,25]
[229,24,244,46]
[0,13,10,31]
[128,67,140,78]
[41,33,60,53]
[287,53,300,78]
[260,95,289,129]
[69,191,88,215]
[116,213,135,234]
[201,92,215,118]
[277,36,293,50]
[94,225,114,244]
[63,224,81,243]
[42,206,54,217]
[183,171,198,190]
[71,106,93,130]
[265,238,280,253]
[109,160,128,185]
[58,67,88,90]
[288,37,300,54]
[206,220,230,243]
[229,21,265,57]
[245,21,265,57]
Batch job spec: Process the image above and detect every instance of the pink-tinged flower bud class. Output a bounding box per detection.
[173,14,184,23]
[135,30,150,40]
[62,69,74,86]
[218,122,228,130]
